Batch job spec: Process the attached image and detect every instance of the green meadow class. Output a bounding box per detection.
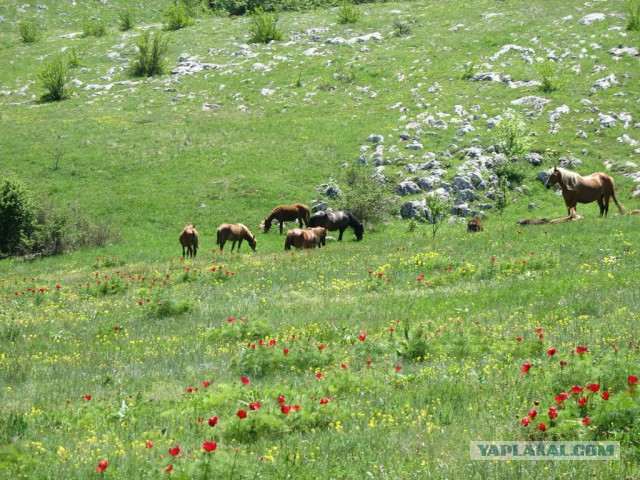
[1,0,639,478]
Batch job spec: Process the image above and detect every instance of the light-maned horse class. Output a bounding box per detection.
[263,203,311,234]
[545,166,625,218]
[284,227,327,250]
[308,210,363,241]
[179,224,199,258]
[216,223,257,252]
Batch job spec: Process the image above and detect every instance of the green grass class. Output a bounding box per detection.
[1,0,640,478]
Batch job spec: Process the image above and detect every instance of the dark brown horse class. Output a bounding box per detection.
[216,223,257,252]
[308,210,363,241]
[263,203,311,234]
[467,217,483,232]
[284,227,326,250]
[545,167,625,218]
[179,224,199,258]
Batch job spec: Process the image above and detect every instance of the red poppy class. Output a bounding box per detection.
[237,409,247,419]
[113,326,120,331]
[554,392,569,404]
[316,372,324,379]
[208,416,219,427]
[547,347,556,356]
[601,391,610,400]
[320,397,330,405]
[576,346,588,355]
[318,345,325,351]
[539,334,545,339]
[577,397,588,406]
[365,359,372,366]
[571,385,583,395]
[197,417,204,423]
[84,395,92,401]
[521,417,531,427]
[582,416,591,426]
[283,348,289,355]
[560,360,568,367]
[227,317,234,323]
[548,406,558,419]
[358,332,367,341]
[528,409,537,419]
[629,375,639,384]
[586,383,600,393]
[164,465,174,473]
[538,423,547,432]
[169,446,180,456]
[535,328,543,333]
[341,363,347,369]
[277,395,285,404]
[516,337,522,343]
[203,441,217,452]
[395,365,402,372]
[202,381,211,388]
[146,441,154,448]
[269,339,276,346]
[249,401,261,411]
[490,256,496,262]
[281,404,291,415]
[95,460,108,472]
[292,404,300,410]
[521,362,532,374]
[240,377,250,386]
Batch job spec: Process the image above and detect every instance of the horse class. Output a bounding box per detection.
[284,227,326,250]
[545,166,625,218]
[216,223,257,252]
[467,216,483,232]
[263,203,311,234]
[308,210,364,241]
[179,224,199,258]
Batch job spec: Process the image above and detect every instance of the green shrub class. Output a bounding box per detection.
[337,0,361,24]
[164,3,195,31]
[424,194,451,240]
[38,56,68,102]
[626,0,640,31]
[118,6,136,31]
[336,165,393,225]
[392,20,412,37]
[82,17,107,37]
[493,109,532,157]
[249,8,284,43]
[536,60,565,93]
[130,31,169,77]
[17,20,41,44]
[0,177,36,256]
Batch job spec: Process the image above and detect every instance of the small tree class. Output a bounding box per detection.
[18,19,41,44]
[38,56,68,102]
[249,8,284,44]
[493,109,532,157]
[0,177,36,255]
[337,0,361,24]
[424,194,451,240]
[336,165,392,225]
[130,31,169,77]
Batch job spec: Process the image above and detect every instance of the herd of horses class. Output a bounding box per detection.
[178,204,364,258]
[180,167,637,257]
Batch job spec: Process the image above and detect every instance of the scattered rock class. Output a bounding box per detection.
[579,13,606,25]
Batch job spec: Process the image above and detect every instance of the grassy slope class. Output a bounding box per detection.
[0,1,639,478]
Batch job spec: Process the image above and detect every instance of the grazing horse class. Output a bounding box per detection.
[263,203,311,234]
[216,223,257,252]
[179,224,199,258]
[284,227,327,250]
[545,166,625,218]
[467,216,484,232]
[308,210,364,241]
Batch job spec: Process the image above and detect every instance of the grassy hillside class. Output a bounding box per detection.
[1,0,639,478]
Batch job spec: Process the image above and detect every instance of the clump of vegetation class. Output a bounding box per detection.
[493,109,532,157]
[392,19,412,36]
[461,62,476,80]
[336,165,393,225]
[130,31,169,77]
[626,0,640,31]
[82,17,107,37]
[118,6,136,31]
[249,8,284,43]
[0,177,36,256]
[536,60,565,93]
[17,19,41,44]
[38,56,68,102]
[424,194,451,240]
[164,3,195,31]
[337,0,361,24]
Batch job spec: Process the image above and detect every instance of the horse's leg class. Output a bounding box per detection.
[279,221,284,235]
[338,228,345,241]
[602,195,610,217]
[299,216,304,228]
[237,239,243,252]
[182,245,186,257]
[231,240,237,252]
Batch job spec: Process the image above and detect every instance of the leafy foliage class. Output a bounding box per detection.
[164,3,195,31]
[17,20,41,44]
[537,60,565,93]
[493,109,532,157]
[118,6,136,32]
[626,0,640,31]
[130,31,169,77]
[336,165,393,225]
[424,194,451,240]
[249,8,284,44]
[81,17,107,37]
[337,0,361,24]
[0,177,36,255]
[38,56,68,102]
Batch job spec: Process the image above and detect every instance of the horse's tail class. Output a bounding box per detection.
[612,189,625,214]
[302,205,311,227]
[216,228,222,246]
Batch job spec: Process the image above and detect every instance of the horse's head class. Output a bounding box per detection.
[545,167,561,189]
[354,223,364,241]
[247,234,257,251]
[262,218,271,233]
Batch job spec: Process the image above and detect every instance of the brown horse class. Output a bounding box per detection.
[284,227,326,250]
[545,166,625,218]
[216,223,257,252]
[308,210,364,241]
[263,203,311,234]
[467,216,484,232]
[179,224,199,258]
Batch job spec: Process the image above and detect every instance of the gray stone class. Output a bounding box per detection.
[453,176,474,191]
[400,200,431,222]
[405,143,424,150]
[524,153,544,166]
[580,13,606,25]
[536,170,550,185]
[598,113,616,127]
[396,180,422,196]
[367,134,384,143]
[456,189,477,202]
[469,72,503,83]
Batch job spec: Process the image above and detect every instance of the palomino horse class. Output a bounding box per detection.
[308,210,364,241]
[263,203,311,234]
[545,166,625,218]
[284,227,327,250]
[216,223,257,252]
[179,224,199,258]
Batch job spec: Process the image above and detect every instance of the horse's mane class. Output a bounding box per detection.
[552,167,582,191]
[345,211,364,236]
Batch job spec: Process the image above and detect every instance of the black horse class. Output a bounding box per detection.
[308,211,363,241]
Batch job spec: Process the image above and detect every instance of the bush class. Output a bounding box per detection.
[249,8,284,43]
[130,31,169,77]
[118,7,136,31]
[627,0,640,31]
[493,109,532,157]
[17,20,41,44]
[337,0,361,24]
[164,3,195,31]
[38,56,68,102]
[0,177,36,256]
[536,60,565,93]
[208,0,328,16]
[423,194,451,240]
[335,165,393,225]
[82,17,107,37]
